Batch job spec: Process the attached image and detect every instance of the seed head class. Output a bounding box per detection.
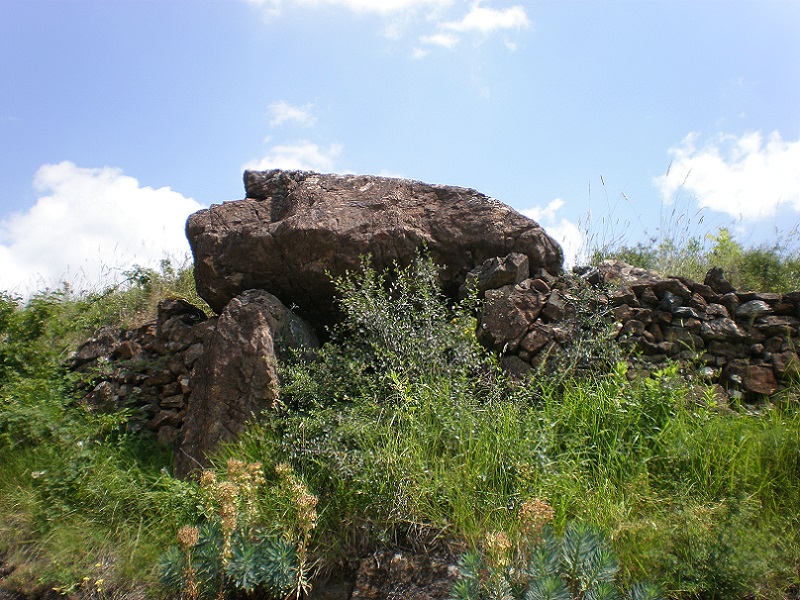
[177,525,200,549]
[519,498,554,538]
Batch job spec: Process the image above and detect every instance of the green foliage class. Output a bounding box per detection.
[593,226,800,292]
[3,247,800,599]
[233,255,800,597]
[0,260,209,595]
[657,499,767,600]
[450,522,663,600]
[331,251,487,380]
[158,522,299,599]
[158,459,315,599]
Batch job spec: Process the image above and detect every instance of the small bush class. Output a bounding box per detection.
[450,521,663,600]
[158,459,317,599]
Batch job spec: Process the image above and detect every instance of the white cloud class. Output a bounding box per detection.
[522,199,581,268]
[442,1,530,33]
[420,32,459,48]
[268,100,317,127]
[249,0,529,55]
[523,198,564,223]
[0,162,204,294]
[242,140,343,172]
[655,130,800,221]
[411,46,429,59]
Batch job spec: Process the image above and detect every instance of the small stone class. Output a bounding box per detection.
[620,320,646,338]
[707,340,749,359]
[613,304,634,321]
[161,382,182,397]
[653,279,692,300]
[773,351,800,380]
[701,318,746,341]
[745,365,779,396]
[520,324,553,355]
[704,267,735,294]
[459,252,530,299]
[735,300,772,321]
[638,287,659,306]
[143,372,173,387]
[502,355,532,379]
[160,394,186,409]
[542,290,566,321]
[705,303,730,319]
[754,315,800,337]
[149,409,181,430]
[111,340,138,360]
[719,293,740,314]
[609,285,636,307]
[530,278,551,294]
[673,306,702,319]
[692,282,717,301]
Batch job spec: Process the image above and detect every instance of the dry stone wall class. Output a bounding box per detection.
[72,292,318,476]
[72,255,800,462]
[71,299,212,447]
[475,257,800,399]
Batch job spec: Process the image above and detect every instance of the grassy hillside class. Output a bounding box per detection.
[1,244,799,599]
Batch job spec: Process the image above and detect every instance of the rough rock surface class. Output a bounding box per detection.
[477,258,800,400]
[71,298,212,444]
[187,169,563,323]
[174,290,317,477]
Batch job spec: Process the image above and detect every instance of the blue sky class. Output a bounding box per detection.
[1,0,799,293]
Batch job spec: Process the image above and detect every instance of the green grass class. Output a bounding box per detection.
[590,223,800,293]
[1,249,799,598]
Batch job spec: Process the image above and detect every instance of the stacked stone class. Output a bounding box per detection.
[474,257,800,399]
[70,299,212,445]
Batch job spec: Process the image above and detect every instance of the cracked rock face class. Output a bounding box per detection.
[173,289,317,478]
[187,170,563,325]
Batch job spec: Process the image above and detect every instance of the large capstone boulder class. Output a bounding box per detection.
[174,289,317,478]
[187,170,563,324]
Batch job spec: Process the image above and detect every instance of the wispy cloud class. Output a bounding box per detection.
[655,130,800,220]
[441,1,530,34]
[268,100,317,127]
[247,0,530,55]
[420,32,459,49]
[0,162,203,294]
[522,199,581,268]
[242,140,343,172]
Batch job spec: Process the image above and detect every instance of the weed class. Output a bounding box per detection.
[450,520,663,600]
[158,459,317,599]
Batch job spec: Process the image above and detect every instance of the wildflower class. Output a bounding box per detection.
[519,498,554,539]
[275,462,293,477]
[199,469,217,488]
[217,481,239,536]
[177,525,200,549]
[484,531,513,568]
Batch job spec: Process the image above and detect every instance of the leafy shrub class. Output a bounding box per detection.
[158,459,317,599]
[451,521,663,600]
[280,250,492,411]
